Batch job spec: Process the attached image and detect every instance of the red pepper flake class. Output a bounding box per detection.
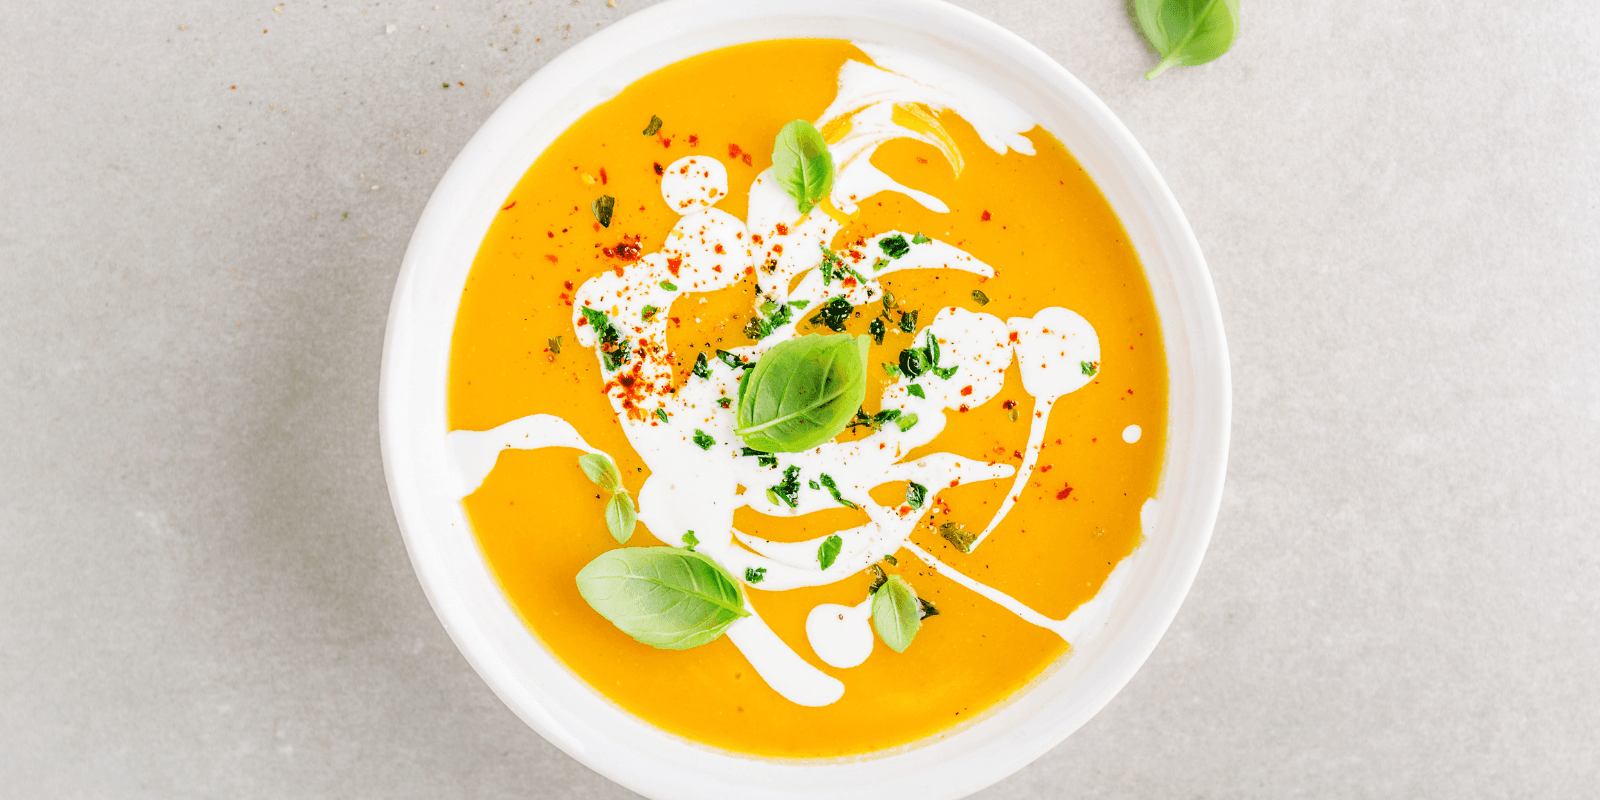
[958,404,970,413]
[897,505,912,516]
[667,256,682,277]
[688,134,699,146]
[576,317,589,327]
[842,276,857,287]
[742,153,753,166]
[544,254,559,263]
[728,143,743,159]
[714,244,725,254]
[501,201,516,211]
[1002,399,1017,409]
[980,210,992,221]
[1008,331,1019,343]
[772,244,784,255]
[712,265,722,273]
[563,281,574,290]
[751,234,763,244]
[775,223,789,236]
[1041,464,1053,472]
[916,156,928,163]
[660,137,672,148]
[653,162,664,175]
[949,479,960,488]
[959,385,973,396]
[599,168,608,185]
[1055,484,1073,500]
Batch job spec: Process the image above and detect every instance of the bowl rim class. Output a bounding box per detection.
[379,1,1231,797]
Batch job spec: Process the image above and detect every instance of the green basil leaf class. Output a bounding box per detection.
[578,453,622,492]
[1135,0,1240,80]
[817,534,843,570]
[735,333,870,453]
[1081,360,1099,376]
[771,120,834,214]
[895,413,919,432]
[907,384,925,399]
[575,547,748,649]
[905,481,927,509]
[605,492,637,544]
[871,575,921,652]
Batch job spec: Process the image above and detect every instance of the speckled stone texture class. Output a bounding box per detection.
[2,1,1596,797]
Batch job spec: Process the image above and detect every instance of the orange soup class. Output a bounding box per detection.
[446,39,1166,758]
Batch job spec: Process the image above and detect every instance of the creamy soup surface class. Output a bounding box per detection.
[447,39,1167,758]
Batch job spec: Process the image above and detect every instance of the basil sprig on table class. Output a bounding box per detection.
[871,575,921,653]
[578,453,636,543]
[1135,0,1240,80]
[771,120,834,214]
[575,547,748,650]
[735,333,870,453]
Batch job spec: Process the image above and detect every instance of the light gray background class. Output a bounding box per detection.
[3,0,1596,797]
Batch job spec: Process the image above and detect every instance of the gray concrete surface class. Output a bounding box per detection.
[3,0,1596,797]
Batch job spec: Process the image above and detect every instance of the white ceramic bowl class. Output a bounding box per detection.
[380,1,1230,796]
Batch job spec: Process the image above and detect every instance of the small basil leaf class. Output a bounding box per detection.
[871,575,921,652]
[575,547,748,650]
[735,333,870,453]
[771,120,834,214]
[1135,0,1240,80]
[817,534,843,570]
[605,492,637,544]
[577,453,622,492]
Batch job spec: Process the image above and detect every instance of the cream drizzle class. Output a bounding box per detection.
[450,45,1156,708]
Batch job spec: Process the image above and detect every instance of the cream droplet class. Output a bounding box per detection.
[1122,424,1141,443]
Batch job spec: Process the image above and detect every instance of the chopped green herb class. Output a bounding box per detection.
[912,232,932,244]
[692,429,715,450]
[918,597,939,619]
[641,305,659,320]
[715,349,750,370]
[818,244,841,285]
[653,408,669,424]
[817,534,843,570]
[898,309,918,333]
[899,347,926,378]
[768,465,801,508]
[925,331,941,366]
[581,306,628,370]
[592,195,615,228]
[808,479,821,490]
[905,481,927,509]
[717,397,733,409]
[788,300,810,310]
[882,362,903,378]
[882,291,897,310]
[895,413,919,432]
[869,316,886,345]
[938,522,975,553]
[883,553,899,566]
[745,567,766,584]
[879,234,911,259]
[660,279,678,291]
[693,351,711,379]
[872,257,890,272]
[819,473,856,508]
[907,384,926,399]
[547,336,562,354]
[1081,360,1099,376]
[682,530,699,550]
[642,115,664,135]
[743,302,793,340]
[808,296,853,332]
[930,365,959,380]
[971,289,990,306]
[740,446,778,468]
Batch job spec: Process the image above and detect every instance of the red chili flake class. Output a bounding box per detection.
[577,317,589,327]
[980,210,992,221]
[714,244,725,254]
[916,156,928,164]
[544,254,559,263]
[1002,399,1017,409]
[688,134,699,146]
[728,143,743,159]
[501,201,517,211]
[1040,464,1053,472]
[1012,450,1023,460]
[751,234,763,244]
[599,168,608,185]
[842,276,857,287]
[660,137,672,148]
[712,265,722,273]
[1008,331,1019,343]
[775,223,789,235]
[772,244,783,255]
[959,385,973,396]
[949,479,960,488]
[563,281,574,290]
[615,241,641,260]
[667,256,682,277]
[741,153,753,166]
[959,404,970,413]
[1055,484,1073,500]
[546,231,555,238]
[653,162,664,175]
